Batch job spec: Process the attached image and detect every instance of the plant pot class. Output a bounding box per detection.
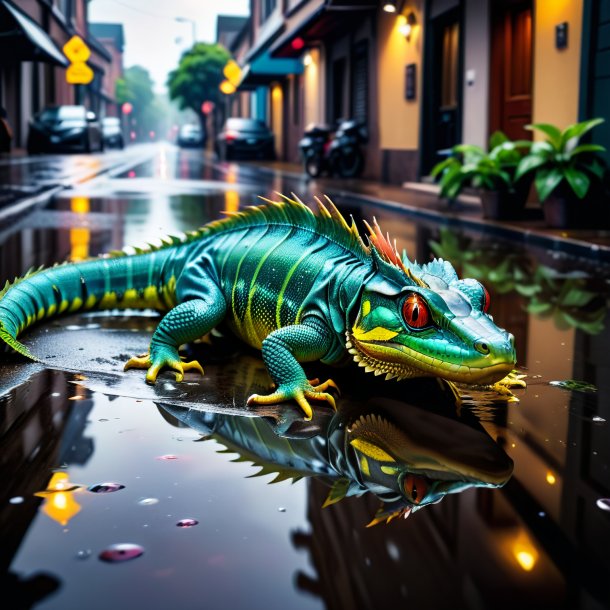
[479,186,528,221]
[542,183,610,229]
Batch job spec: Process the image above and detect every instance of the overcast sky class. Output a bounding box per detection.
[89,0,249,92]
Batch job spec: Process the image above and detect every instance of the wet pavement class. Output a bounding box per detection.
[1,144,610,610]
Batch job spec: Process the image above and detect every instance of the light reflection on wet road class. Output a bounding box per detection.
[1,144,609,610]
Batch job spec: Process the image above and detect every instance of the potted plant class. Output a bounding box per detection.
[430,131,532,220]
[514,118,608,229]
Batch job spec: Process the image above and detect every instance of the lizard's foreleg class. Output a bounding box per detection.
[247,318,338,420]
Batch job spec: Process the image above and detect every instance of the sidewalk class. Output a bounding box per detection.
[250,160,610,263]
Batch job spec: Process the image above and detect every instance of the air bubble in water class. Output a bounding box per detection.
[99,543,144,562]
[88,483,125,494]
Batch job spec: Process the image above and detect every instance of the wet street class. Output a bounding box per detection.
[1,144,610,610]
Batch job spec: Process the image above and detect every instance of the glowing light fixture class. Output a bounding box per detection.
[292,37,305,51]
[515,550,536,571]
[219,80,236,95]
[399,11,417,41]
[383,1,398,13]
[303,52,313,67]
[546,472,556,485]
[512,532,539,572]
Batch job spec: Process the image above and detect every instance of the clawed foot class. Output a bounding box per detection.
[247,377,340,421]
[488,370,527,401]
[124,350,204,383]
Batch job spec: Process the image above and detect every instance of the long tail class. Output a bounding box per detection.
[0,247,183,361]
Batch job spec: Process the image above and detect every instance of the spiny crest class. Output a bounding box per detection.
[366,503,413,527]
[0,265,46,300]
[363,217,427,288]
[212,437,306,485]
[405,256,459,288]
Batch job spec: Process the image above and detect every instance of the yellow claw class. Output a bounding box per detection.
[123,352,204,384]
[310,378,341,397]
[247,378,339,420]
[123,353,151,370]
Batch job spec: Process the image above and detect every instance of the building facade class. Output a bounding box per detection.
[221,0,609,185]
[0,0,118,150]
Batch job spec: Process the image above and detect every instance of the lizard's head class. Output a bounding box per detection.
[326,401,514,525]
[347,225,516,386]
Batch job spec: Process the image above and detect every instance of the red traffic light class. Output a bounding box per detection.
[122,102,133,115]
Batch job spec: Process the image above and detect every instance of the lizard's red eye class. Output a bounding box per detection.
[402,293,430,329]
[482,286,491,313]
[403,474,428,504]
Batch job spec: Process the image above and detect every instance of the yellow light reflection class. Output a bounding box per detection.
[35,472,83,526]
[70,197,90,262]
[224,190,240,213]
[546,472,556,485]
[512,532,539,572]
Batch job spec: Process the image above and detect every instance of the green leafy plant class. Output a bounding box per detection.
[430,131,531,200]
[514,118,607,202]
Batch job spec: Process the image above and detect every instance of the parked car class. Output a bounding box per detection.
[177,124,206,148]
[216,118,275,161]
[27,105,104,154]
[101,116,124,149]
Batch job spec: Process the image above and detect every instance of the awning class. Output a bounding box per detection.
[237,12,303,89]
[237,55,303,89]
[270,1,376,58]
[0,0,69,66]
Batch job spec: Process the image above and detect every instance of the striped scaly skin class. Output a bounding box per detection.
[0,194,517,420]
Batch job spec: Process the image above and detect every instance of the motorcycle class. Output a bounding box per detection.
[298,119,368,179]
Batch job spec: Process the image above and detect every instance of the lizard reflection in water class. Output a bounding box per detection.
[156,380,513,525]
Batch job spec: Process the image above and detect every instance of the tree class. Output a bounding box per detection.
[167,43,231,136]
[116,66,157,139]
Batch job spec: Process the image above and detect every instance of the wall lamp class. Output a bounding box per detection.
[383,1,400,13]
[399,11,417,41]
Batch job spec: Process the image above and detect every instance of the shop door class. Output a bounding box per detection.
[490,0,533,140]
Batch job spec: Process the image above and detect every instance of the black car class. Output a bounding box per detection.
[177,124,206,148]
[101,116,124,149]
[27,105,104,154]
[216,118,275,161]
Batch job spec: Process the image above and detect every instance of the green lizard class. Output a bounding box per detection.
[0,194,518,419]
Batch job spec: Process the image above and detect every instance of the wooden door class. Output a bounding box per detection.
[490,0,533,140]
[420,7,463,175]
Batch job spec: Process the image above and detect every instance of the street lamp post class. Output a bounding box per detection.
[175,17,197,46]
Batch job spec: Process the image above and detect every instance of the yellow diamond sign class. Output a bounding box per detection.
[66,62,94,85]
[63,35,91,63]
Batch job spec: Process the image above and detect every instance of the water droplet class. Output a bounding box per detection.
[138,498,159,506]
[88,483,125,494]
[51,392,61,397]
[157,454,178,460]
[538,511,546,518]
[596,498,610,512]
[593,416,606,423]
[99,543,144,562]
[278,507,286,513]
[76,549,92,560]
[176,518,199,528]
[9,496,24,504]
